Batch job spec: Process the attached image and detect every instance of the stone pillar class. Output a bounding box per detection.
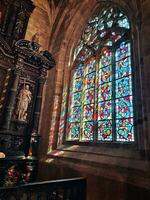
[2,58,23,130]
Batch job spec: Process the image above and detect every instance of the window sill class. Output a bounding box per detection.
[44,145,150,189]
[47,144,149,171]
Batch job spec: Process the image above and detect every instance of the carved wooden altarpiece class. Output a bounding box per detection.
[0,0,55,186]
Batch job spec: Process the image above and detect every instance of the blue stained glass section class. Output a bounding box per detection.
[116,57,131,79]
[116,118,134,142]
[118,17,130,29]
[116,96,133,118]
[73,77,82,91]
[115,42,130,61]
[116,76,132,98]
[72,92,82,106]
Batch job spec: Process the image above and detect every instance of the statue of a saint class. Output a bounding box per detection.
[16,85,32,121]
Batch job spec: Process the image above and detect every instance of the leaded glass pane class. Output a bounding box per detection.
[116,96,133,119]
[83,88,95,105]
[99,65,112,83]
[99,82,112,101]
[74,63,84,78]
[81,122,94,141]
[116,57,131,79]
[118,17,130,29]
[115,42,131,61]
[116,76,132,98]
[116,118,134,142]
[68,106,81,122]
[101,50,112,67]
[98,101,112,120]
[85,59,96,75]
[73,77,82,91]
[67,122,80,140]
[98,120,112,141]
[83,104,94,121]
[72,92,82,106]
[84,72,95,89]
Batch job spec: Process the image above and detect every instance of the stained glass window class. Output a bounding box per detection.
[59,4,135,144]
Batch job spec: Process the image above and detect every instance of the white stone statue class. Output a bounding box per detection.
[16,84,32,121]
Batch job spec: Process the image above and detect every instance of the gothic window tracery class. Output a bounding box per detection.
[59,5,135,143]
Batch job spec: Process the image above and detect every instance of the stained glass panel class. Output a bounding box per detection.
[116,76,132,98]
[85,59,96,75]
[72,92,82,107]
[107,20,113,28]
[67,122,80,140]
[101,50,112,67]
[116,57,131,79]
[73,77,82,92]
[118,17,130,29]
[74,63,84,78]
[99,66,112,84]
[115,42,130,61]
[98,120,112,141]
[84,88,95,105]
[84,72,95,89]
[69,106,81,122]
[98,101,112,120]
[99,82,112,101]
[81,122,94,141]
[116,118,134,141]
[83,104,94,121]
[116,96,133,119]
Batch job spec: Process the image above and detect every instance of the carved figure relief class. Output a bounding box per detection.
[15,11,25,35]
[16,84,32,121]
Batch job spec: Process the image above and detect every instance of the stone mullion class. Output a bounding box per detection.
[48,68,65,151]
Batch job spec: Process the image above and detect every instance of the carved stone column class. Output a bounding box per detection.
[2,58,23,130]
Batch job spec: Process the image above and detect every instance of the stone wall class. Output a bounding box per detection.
[25,6,50,50]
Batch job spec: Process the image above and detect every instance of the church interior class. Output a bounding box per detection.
[0,0,150,199]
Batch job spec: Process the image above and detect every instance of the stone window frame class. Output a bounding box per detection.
[58,4,143,149]
[50,2,147,162]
